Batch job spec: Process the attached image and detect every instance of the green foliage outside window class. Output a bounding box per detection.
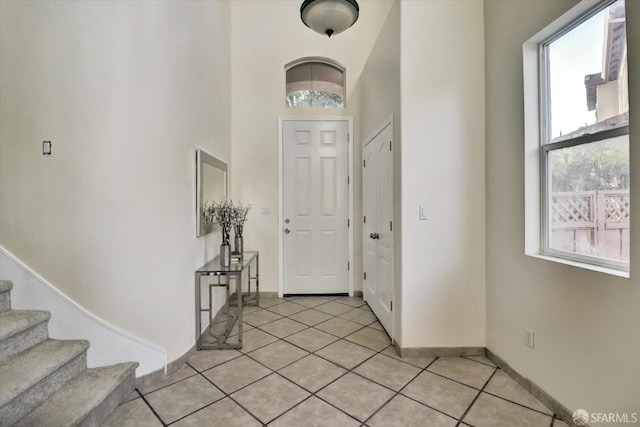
[550,138,629,192]
[286,90,344,109]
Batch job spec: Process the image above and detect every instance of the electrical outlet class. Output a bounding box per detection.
[525,328,534,349]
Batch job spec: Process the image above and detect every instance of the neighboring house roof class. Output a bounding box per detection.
[555,111,628,142]
[584,2,626,112]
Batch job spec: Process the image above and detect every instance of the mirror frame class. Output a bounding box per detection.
[196,149,228,237]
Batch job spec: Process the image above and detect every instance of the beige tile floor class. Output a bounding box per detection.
[104,295,570,427]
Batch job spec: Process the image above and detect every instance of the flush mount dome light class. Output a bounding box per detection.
[300,0,359,38]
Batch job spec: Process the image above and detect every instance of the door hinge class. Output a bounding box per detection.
[390,301,393,311]
[364,272,367,280]
[389,141,392,151]
[363,159,366,168]
[347,219,350,227]
[348,133,350,143]
[390,221,393,231]
[348,262,350,271]
[363,215,366,224]
[347,176,350,185]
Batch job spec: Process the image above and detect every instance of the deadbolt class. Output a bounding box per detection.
[284,228,291,234]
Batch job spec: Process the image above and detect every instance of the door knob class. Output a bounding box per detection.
[284,228,291,234]
[285,219,290,224]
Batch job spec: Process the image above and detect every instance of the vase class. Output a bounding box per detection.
[234,235,243,256]
[220,243,231,268]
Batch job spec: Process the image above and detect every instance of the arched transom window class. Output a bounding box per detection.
[285,59,345,108]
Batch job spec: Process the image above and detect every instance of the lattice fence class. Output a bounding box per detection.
[604,193,631,223]
[552,193,594,227]
[551,190,629,260]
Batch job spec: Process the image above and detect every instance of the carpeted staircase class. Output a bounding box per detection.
[0,280,138,426]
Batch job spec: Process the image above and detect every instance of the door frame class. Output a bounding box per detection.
[362,114,394,340]
[278,116,354,297]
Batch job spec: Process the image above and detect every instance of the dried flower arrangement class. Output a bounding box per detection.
[203,199,252,243]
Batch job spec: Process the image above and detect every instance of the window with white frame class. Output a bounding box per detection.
[524,0,629,272]
[285,60,345,109]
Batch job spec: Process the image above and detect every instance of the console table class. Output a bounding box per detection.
[195,251,259,350]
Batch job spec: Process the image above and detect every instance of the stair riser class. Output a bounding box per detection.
[0,321,48,364]
[0,292,9,312]
[0,352,87,426]
[13,363,139,427]
[0,279,137,426]
[78,371,137,427]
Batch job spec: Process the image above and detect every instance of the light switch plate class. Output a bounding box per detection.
[43,140,52,155]
[526,328,534,349]
[419,206,428,220]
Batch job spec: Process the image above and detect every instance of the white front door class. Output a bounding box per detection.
[363,120,394,336]
[282,119,350,294]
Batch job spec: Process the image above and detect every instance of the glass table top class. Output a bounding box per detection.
[196,251,258,274]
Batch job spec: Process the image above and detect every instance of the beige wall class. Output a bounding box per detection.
[4,3,637,413]
[360,0,400,140]
[229,0,394,294]
[359,1,402,340]
[399,0,486,349]
[0,0,232,363]
[485,0,640,419]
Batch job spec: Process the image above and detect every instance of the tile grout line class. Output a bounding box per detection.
[127,296,554,426]
[148,348,293,425]
[145,320,374,424]
[461,355,497,368]
[189,340,556,427]
[415,357,558,421]
[137,370,201,398]
[228,295,372,424]
[136,388,170,426]
[268,306,432,425]
[112,297,384,425]
[185,306,378,424]
[191,307,378,404]
[157,366,249,425]
[455,366,499,427]
[359,355,452,426]
[238,301,390,425]
[425,368,493,392]
[262,299,444,425]
[481,389,558,418]
[162,364,264,426]
[265,354,376,425]
[264,372,363,425]
[382,356,468,424]
[424,356,558,421]
[243,302,384,363]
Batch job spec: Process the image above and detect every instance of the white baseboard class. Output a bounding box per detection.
[0,245,166,376]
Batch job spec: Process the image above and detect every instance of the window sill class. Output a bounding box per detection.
[526,253,630,278]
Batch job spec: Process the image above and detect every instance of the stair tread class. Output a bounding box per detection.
[0,280,12,293]
[15,362,139,427]
[0,339,89,407]
[0,310,50,341]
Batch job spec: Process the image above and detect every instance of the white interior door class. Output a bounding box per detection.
[363,121,394,336]
[282,119,349,294]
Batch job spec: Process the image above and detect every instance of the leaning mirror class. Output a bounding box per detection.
[196,149,228,237]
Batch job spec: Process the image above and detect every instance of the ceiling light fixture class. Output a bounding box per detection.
[300,0,359,38]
